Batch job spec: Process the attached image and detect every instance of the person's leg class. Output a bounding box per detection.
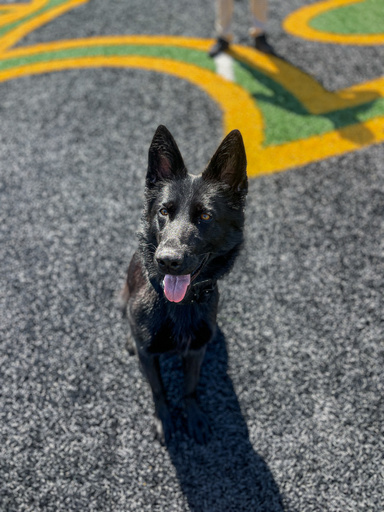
[249,0,275,54]
[249,0,267,37]
[209,0,234,57]
[216,0,234,40]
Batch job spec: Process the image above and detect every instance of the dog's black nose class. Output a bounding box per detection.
[156,250,183,273]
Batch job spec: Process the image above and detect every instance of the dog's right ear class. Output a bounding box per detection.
[146,125,187,187]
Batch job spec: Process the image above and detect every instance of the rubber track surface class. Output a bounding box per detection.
[1,1,383,510]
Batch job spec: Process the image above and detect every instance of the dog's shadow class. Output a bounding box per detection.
[161,328,286,512]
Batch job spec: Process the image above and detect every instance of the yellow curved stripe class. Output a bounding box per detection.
[259,115,384,174]
[284,0,384,45]
[230,45,384,114]
[5,35,384,116]
[4,34,213,58]
[0,2,383,176]
[0,55,265,175]
[0,0,88,53]
[1,52,383,176]
[0,1,47,29]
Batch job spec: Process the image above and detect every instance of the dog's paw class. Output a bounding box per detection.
[186,402,211,444]
[126,335,137,356]
[116,285,129,318]
[154,409,175,445]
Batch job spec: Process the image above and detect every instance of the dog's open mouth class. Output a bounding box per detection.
[163,254,209,303]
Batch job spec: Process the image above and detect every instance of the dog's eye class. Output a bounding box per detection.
[200,213,212,221]
[159,208,168,216]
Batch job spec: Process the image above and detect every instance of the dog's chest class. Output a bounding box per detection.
[148,306,213,355]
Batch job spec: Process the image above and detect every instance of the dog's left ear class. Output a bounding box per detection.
[146,125,187,187]
[202,129,247,193]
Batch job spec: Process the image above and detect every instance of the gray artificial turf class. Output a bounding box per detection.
[1,1,383,510]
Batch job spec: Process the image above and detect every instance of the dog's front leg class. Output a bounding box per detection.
[182,347,211,444]
[138,350,174,444]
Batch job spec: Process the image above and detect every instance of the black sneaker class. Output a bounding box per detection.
[254,34,275,55]
[208,37,230,58]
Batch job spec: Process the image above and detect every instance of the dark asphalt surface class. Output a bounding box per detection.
[1,1,384,511]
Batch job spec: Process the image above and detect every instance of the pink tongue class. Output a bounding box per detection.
[163,274,191,303]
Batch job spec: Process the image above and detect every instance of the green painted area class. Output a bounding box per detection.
[234,61,332,145]
[0,45,215,72]
[310,0,384,35]
[0,0,67,38]
[233,59,384,146]
[1,43,383,147]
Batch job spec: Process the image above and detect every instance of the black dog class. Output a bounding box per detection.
[121,125,247,444]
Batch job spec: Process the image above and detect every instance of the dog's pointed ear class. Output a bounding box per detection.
[146,125,187,187]
[202,130,247,193]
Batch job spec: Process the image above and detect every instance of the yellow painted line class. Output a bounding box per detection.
[0,0,48,27]
[4,35,384,117]
[284,0,384,45]
[0,0,88,53]
[1,53,383,176]
[0,55,265,176]
[0,2,43,28]
[0,0,47,29]
[343,77,384,99]
[258,115,384,174]
[0,2,383,176]
[3,34,213,58]
[230,45,384,114]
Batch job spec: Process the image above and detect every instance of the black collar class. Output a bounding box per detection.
[188,278,217,303]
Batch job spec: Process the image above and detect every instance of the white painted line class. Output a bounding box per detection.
[214,52,235,82]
